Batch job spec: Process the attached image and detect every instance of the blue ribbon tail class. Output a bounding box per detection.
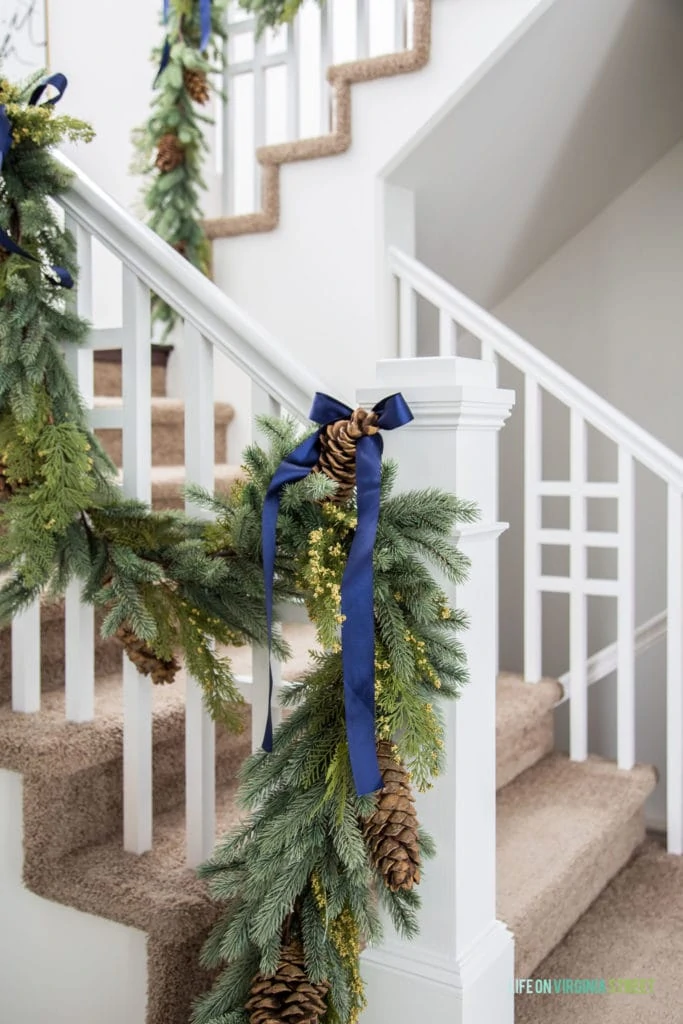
[0,228,73,289]
[342,432,384,795]
[200,0,212,51]
[155,38,172,85]
[0,105,12,172]
[0,76,72,289]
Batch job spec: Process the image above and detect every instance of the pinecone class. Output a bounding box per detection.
[246,942,328,1024]
[115,624,180,685]
[314,407,379,503]
[363,740,421,892]
[155,133,185,173]
[183,67,210,104]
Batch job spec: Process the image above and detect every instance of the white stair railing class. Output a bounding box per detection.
[217,0,413,216]
[388,245,683,854]
[9,152,334,866]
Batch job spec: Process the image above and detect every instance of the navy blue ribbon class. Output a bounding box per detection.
[156,0,212,85]
[155,0,172,84]
[0,74,73,288]
[261,391,414,796]
[199,0,212,51]
[0,104,11,172]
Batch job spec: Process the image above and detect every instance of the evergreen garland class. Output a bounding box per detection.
[0,71,283,727]
[133,0,227,335]
[190,417,477,1024]
[235,0,310,35]
[2,68,478,1024]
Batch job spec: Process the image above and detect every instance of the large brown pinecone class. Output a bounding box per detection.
[314,407,379,503]
[155,133,185,173]
[246,942,329,1024]
[363,740,421,892]
[183,67,210,104]
[115,624,180,685]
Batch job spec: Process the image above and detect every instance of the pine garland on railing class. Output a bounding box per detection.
[133,0,228,335]
[234,0,310,35]
[0,71,277,727]
[190,416,476,1024]
[2,69,477,1024]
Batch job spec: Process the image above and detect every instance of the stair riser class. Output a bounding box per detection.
[22,715,251,873]
[497,712,554,790]
[96,420,229,468]
[147,932,220,1024]
[95,360,167,398]
[0,608,122,701]
[514,810,645,977]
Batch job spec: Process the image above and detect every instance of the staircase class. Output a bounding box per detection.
[4,2,683,1017]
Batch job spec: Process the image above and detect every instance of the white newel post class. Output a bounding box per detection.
[358,356,515,1024]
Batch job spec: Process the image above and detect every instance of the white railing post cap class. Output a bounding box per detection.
[357,356,515,431]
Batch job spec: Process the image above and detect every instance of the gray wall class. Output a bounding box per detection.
[494,141,683,827]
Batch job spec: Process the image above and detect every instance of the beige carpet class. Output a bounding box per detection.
[516,836,683,1024]
[498,755,656,976]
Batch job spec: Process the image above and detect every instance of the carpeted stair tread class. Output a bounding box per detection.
[0,669,191,775]
[29,777,243,939]
[95,397,235,467]
[0,620,318,777]
[515,836,683,1023]
[498,753,657,977]
[496,673,562,789]
[150,463,242,508]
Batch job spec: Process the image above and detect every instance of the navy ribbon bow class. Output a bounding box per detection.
[0,73,73,288]
[261,391,414,796]
[156,0,212,84]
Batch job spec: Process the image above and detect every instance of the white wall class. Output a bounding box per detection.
[493,139,683,827]
[48,0,160,212]
[0,770,147,1024]
[397,0,683,311]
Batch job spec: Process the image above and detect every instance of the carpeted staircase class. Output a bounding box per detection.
[0,356,674,1024]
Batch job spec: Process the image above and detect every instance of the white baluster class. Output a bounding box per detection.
[356,0,370,58]
[617,450,635,770]
[569,410,587,761]
[667,485,683,854]
[64,216,96,722]
[184,321,217,867]
[286,20,300,140]
[251,647,282,753]
[253,32,266,209]
[394,0,408,49]
[121,268,153,854]
[11,601,41,713]
[398,277,417,358]
[222,36,235,215]
[524,377,542,682]
[481,340,497,368]
[438,309,458,358]
[251,381,282,751]
[319,2,333,133]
